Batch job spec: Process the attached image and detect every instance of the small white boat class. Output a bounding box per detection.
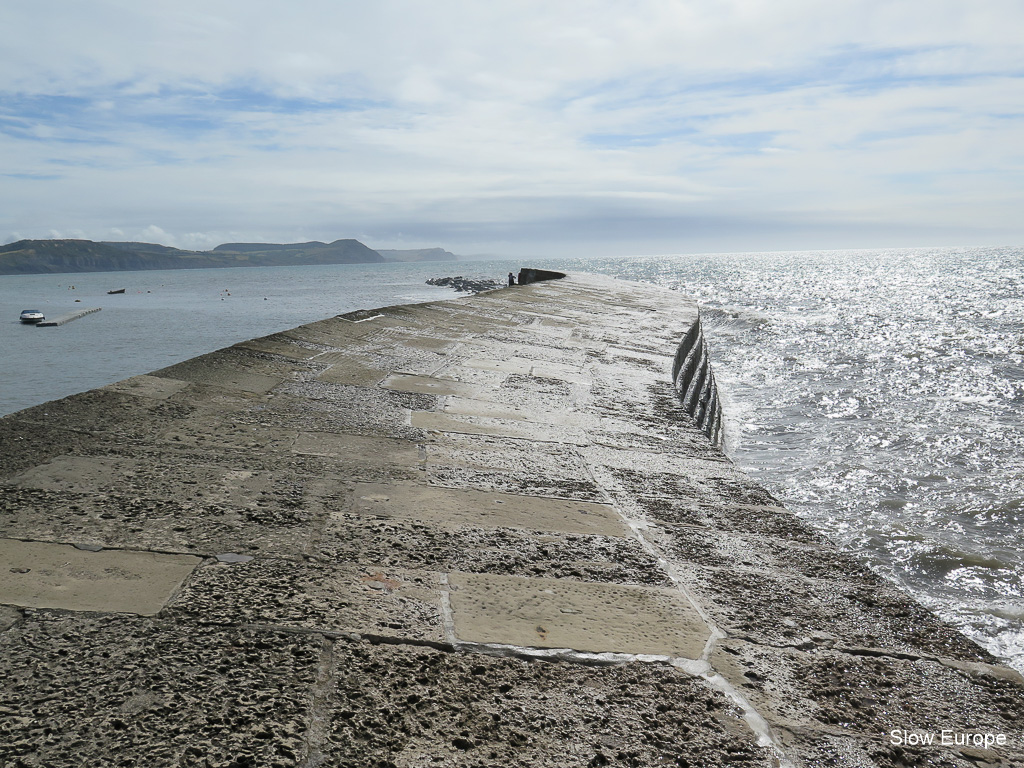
[19,309,45,324]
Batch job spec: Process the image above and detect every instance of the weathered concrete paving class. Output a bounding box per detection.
[1,273,1022,767]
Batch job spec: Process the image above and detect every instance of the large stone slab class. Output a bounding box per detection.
[0,419,102,479]
[11,455,274,506]
[457,340,591,369]
[158,418,299,459]
[293,431,424,468]
[0,484,322,558]
[350,482,628,537]
[441,396,584,426]
[0,539,200,615]
[381,372,481,398]
[442,396,539,421]
[168,559,445,641]
[448,572,710,658]
[462,357,535,374]
[316,356,389,385]
[233,337,322,360]
[101,374,191,400]
[370,328,459,352]
[421,433,604,500]
[455,356,590,384]
[7,389,193,444]
[411,410,590,444]
[253,385,430,441]
[154,352,287,394]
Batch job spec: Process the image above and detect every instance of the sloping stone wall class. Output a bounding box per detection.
[672,313,723,445]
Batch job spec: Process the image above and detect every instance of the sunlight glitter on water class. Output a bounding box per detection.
[568,246,1024,671]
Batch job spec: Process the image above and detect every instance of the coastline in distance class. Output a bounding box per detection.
[0,238,458,275]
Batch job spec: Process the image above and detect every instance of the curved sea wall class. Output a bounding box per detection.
[0,272,1021,767]
[515,266,724,445]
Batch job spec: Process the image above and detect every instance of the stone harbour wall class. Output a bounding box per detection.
[0,272,1022,768]
[672,314,723,446]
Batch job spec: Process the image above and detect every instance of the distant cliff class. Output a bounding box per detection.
[209,240,383,265]
[378,247,458,263]
[0,238,387,275]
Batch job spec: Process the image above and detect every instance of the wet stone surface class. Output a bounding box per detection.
[713,640,1024,766]
[319,639,771,768]
[683,564,997,661]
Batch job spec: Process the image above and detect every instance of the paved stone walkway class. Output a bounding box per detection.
[1,274,1022,767]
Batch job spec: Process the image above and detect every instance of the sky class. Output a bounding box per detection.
[1,1,1022,258]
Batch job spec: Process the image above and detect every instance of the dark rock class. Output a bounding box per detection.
[426,276,503,293]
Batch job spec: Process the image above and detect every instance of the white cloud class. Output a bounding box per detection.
[1,1,1023,254]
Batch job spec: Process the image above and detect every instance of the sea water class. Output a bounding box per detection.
[0,260,517,415]
[584,246,1024,672]
[1,247,1021,671]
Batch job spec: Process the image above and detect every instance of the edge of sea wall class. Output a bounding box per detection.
[516,267,723,445]
[672,313,723,445]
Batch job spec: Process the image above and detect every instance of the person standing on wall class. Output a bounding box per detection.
[508,272,516,286]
